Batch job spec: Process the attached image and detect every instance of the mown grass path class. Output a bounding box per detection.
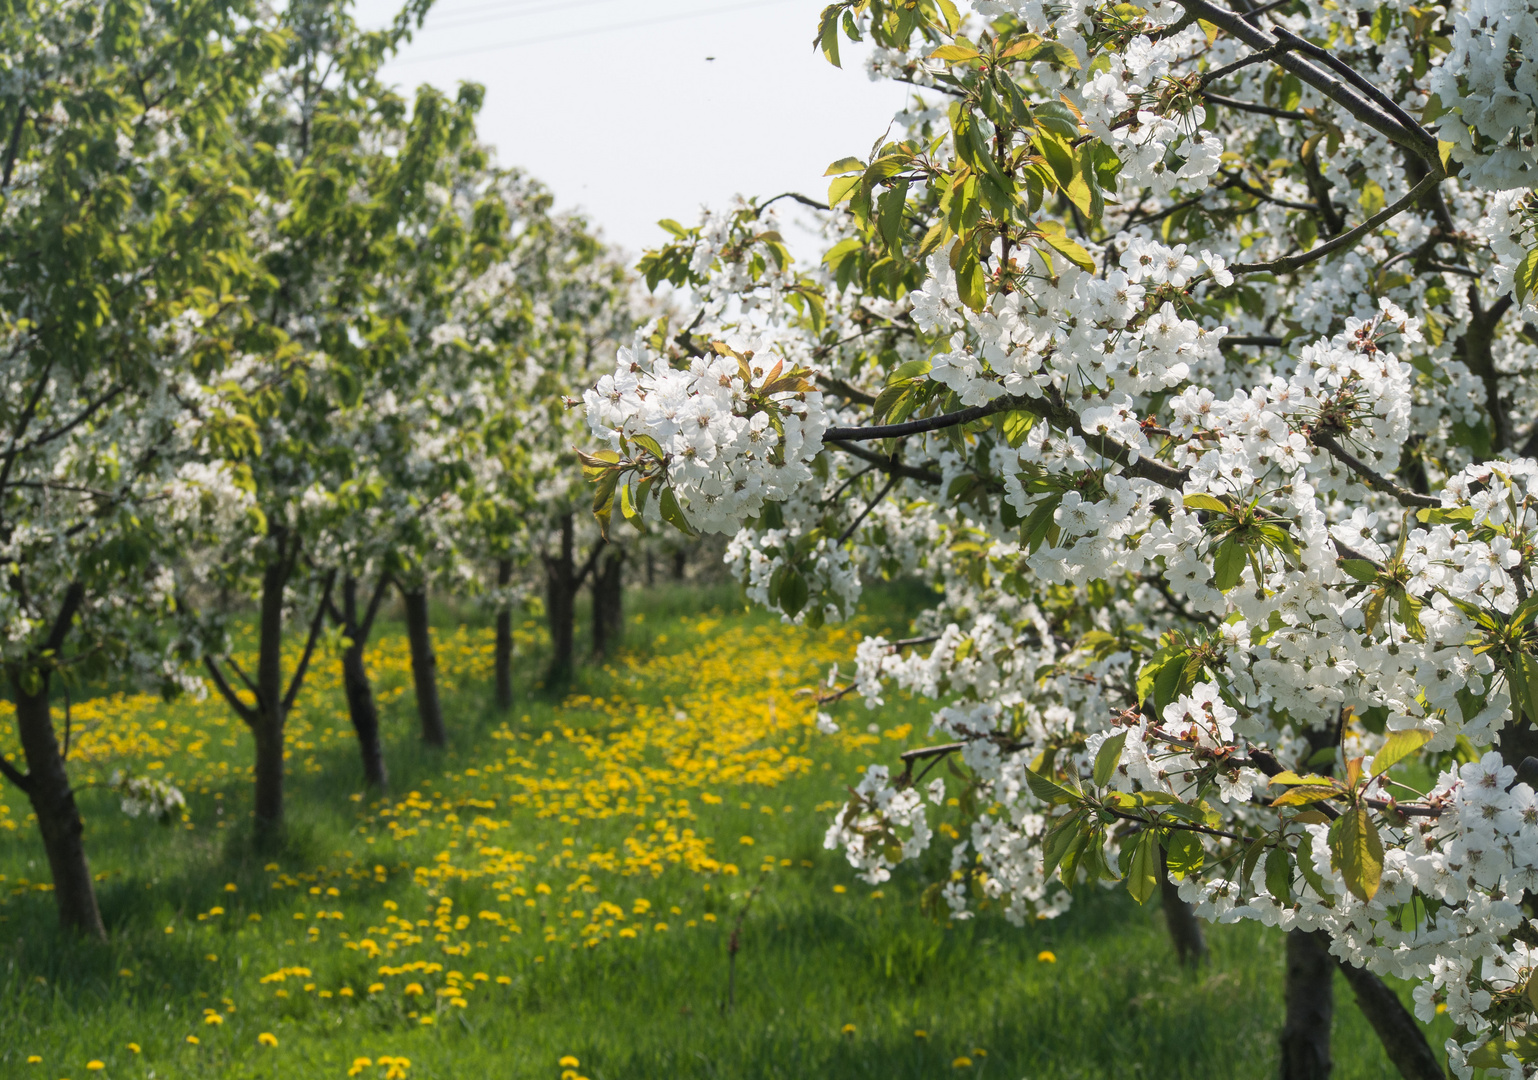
[0,593,1440,1079]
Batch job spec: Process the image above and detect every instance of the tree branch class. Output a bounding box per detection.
[1311,431,1439,508]
[1233,171,1443,275]
[204,656,257,727]
[827,439,943,484]
[0,751,28,792]
[282,569,336,714]
[840,471,901,543]
[1181,0,1439,161]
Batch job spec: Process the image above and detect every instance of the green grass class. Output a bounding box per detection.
[0,586,1447,1080]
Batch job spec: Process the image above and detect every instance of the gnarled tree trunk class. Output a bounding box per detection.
[334,575,387,789]
[591,547,625,659]
[1158,847,1208,966]
[1280,929,1334,1080]
[4,584,106,939]
[541,514,604,687]
[494,557,513,711]
[203,532,332,852]
[1335,959,1445,1080]
[252,550,290,840]
[402,584,445,747]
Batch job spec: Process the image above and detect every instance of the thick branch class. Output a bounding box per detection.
[1186,0,1437,158]
[1233,171,1443,275]
[1311,431,1439,508]
[43,581,86,655]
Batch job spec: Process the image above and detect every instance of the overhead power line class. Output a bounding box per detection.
[392,0,799,65]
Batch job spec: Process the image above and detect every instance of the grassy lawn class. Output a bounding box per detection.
[0,585,1447,1080]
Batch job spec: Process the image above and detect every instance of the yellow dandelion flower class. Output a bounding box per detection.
[204,1013,223,1025]
[126,1044,140,1054]
[496,975,511,985]
[840,1023,856,1035]
[117,969,132,978]
[186,1036,199,1045]
[368,983,385,994]
[258,1033,278,1047]
[558,1057,580,1068]
[914,1030,928,1039]
[404,982,424,996]
[952,1057,973,1068]
[1037,950,1057,963]
[418,1016,434,1026]
[26,1055,41,1064]
[86,1063,104,1071]
[832,885,846,894]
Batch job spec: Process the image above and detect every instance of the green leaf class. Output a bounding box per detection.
[1001,409,1036,448]
[1371,728,1432,775]
[1328,808,1383,902]
[1025,767,1077,806]
[1032,220,1093,272]
[778,567,809,617]
[1511,652,1538,724]
[1125,831,1159,904]
[1182,493,1229,514]
[1270,785,1342,807]
[1264,845,1292,903]
[631,433,665,461]
[1517,247,1538,304]
[929,44,980,61]
[1212,537,1246,591]
[658,486,697,537]
[824,156,866,176]
[1338,559,1378,584]
[816,5,841,66]
[1297,834,1330,900]
[1042,809,1088,879]
[1163,831,1204,879]
[1093,732,1127,788]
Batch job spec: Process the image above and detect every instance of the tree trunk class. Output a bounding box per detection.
[252,549,289,846]
[1280,929,1334,1080]
[402,585,445,747]
[591,547,625,659]
[1335,960,1445,1080]
[1158,847,1208,966]
[338,577,386,790]
[494,557,513,711]
[544,514,577,686]
[9,669,105,939]
[671,547,686,581]
[645,551,656,587]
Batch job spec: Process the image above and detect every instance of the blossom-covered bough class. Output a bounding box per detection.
[581,0,1538,1073]
[0,0,278,938]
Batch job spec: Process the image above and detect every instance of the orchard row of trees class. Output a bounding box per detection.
[580,0,1538,1076]
[0,0,668,941]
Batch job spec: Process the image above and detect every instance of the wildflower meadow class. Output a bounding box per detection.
[1,587,1430,1079]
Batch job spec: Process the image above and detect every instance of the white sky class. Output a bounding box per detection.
[352,0,914,261]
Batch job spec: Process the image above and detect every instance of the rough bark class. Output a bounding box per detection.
[402,585,445,747]
[591,547,625,659]
[336,576,386,789]
[8,661,105,939]
[203,535,331,851]
[1335,960,1445,1080]
[494,557,513,711]
[544,514,578,686]
[1280,929,1335,1080]
[1157,848,1208,966]
[252,549,289,842]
